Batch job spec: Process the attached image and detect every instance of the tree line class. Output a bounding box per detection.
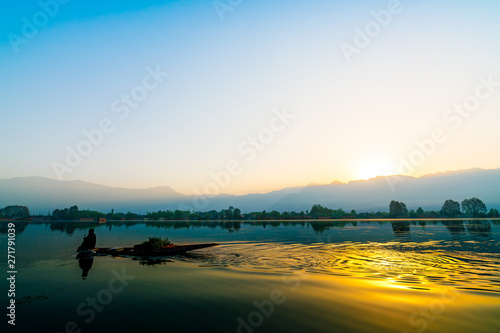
[389,197,497,218]
[1,197,499,221]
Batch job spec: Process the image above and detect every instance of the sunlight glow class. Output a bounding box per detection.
[357,158,395,180]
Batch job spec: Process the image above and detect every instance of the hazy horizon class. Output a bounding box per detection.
[3,167,500,215]
[1,1,500,195]
[1,165,500,196]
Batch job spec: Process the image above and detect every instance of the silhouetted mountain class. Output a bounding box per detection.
[0,176,183,214]
[0,168,499,214]
[268,168,500,212]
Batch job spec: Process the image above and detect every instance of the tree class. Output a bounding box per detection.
[309,204,334,218]
[487,208,499,217]
[389,200,408,217]
[174,210,185,219]
[207,210,218,220]
[233,208,242,219]
[227,206,234,220]
[69,205,79,218]
[440,199,461,218]
[461,197,487,217]
[416,207,424,217]
[269,210,281,219]
[401,202,408,216]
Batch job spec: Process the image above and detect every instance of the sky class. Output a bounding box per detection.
[0,0,499,195]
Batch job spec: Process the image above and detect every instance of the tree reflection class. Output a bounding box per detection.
[7,220,498,239]
[465,220,492,238]
[441,221,466,237]
[0,222,28,234]
[390,221,410,238]
[309,221,348,233]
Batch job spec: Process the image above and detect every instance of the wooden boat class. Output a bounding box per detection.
[87,243,219,257]
[76,249,96,259]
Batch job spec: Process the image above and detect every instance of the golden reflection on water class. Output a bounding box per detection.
[14,235,500,332]
[192,240,500,333]
[195,240,500,294]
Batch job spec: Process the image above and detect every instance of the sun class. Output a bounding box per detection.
[357,158,395,180]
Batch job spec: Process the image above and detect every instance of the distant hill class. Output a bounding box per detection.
[0,177,183,214]
[267,168,500,212]
[1,168,499,214]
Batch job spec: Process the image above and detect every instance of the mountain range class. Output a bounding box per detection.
[1,168,499,215]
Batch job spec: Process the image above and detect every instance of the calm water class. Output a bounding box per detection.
[1,220,500,333]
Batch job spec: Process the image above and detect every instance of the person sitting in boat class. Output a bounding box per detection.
[79,229,96,251]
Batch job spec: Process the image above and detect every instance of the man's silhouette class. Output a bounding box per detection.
[79,257,94,279]
[79,229,97,251]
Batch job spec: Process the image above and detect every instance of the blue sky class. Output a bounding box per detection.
[1,0,499,194]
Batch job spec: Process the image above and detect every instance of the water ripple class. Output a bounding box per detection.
[191,241,500,294]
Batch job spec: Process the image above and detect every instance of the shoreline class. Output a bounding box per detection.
[5,217,500,223]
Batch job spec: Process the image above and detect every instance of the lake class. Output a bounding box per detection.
[1,220,500,333]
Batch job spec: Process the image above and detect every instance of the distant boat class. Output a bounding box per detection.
[79,243,219,258]
[98,218,106,223]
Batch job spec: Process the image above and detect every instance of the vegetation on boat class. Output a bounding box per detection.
[136,237,172,252]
